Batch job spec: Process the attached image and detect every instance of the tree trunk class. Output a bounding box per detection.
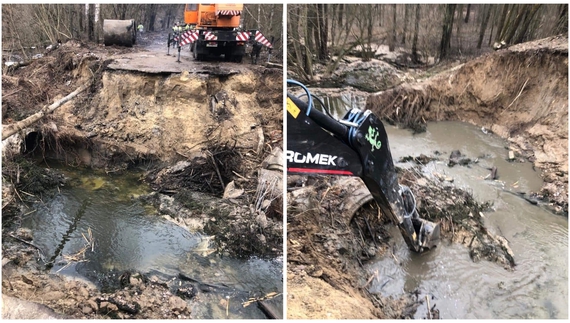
[464,4,471,23]
[2,82,91,140]
[402,5,409,44]
[147,4,157,32]
[389,4,396,51]
[412,4,420,62]
[94,4,100,44]
[488,5,497,46]
[78,4,84,40]
[504,5,528,44]
[85,4,90,40]
[288,5,306,81]
[338,4,343,29]
[456,4,463,50]
[365,5,374,60]
[495,4,510,42]
[88,4,96,41]
[477,4,491,49]
[316,4,328,60]
[306,4,316,59]
[439,4,456,59]
[257,4,261,30]
[512,4,541,44]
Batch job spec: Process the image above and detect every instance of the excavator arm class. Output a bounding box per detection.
[286,82,440,253]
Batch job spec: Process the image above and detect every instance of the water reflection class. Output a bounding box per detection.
[22,166,283,319]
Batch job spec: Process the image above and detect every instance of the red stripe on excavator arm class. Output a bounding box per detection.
[287,168,354,176]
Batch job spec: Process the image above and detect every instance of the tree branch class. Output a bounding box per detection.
[2,81,91,140]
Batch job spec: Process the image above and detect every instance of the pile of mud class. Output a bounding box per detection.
[366,35,568,215]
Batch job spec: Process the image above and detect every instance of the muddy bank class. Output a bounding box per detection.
[366,35,568,215]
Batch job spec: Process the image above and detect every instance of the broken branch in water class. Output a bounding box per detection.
[56,227,95,273]
[362,269,378,289]
[207,150,225,190]
[242,291,281,307]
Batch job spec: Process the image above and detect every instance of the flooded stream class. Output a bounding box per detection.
[20,164,282,319]
[319,95,568,319]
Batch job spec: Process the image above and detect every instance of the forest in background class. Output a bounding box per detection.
[288,4,568,82]
[2,4,283,60]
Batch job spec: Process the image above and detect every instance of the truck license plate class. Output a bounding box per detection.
[206,42,217,47]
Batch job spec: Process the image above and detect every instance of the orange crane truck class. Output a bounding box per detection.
[174,4,272,63]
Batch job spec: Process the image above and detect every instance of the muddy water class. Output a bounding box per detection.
[320,96,568,319]
[21,164,282,319]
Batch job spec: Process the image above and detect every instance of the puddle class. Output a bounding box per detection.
[20,163,283,319]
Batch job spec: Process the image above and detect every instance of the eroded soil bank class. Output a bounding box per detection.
[287,35,567,319]
[2,40,283,319]
[366,35,568,215]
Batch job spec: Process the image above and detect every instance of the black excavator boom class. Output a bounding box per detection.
[286,84,440,253]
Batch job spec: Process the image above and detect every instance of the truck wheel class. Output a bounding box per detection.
[234,55,243,63]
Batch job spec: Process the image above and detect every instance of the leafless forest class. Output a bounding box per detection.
[288,4,568,82]
[2,4,283,60]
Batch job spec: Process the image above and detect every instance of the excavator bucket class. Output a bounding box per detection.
[415,218,441,250]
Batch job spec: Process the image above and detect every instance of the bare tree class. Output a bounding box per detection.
[456,4,463,50]
[488,4,498,46]
[477,4,492,49]
[412,4,421,62]
[439,4,457,59]
[389,4,397,51]
[495,4,510,42]
[402,5,410,44]
[512,4,542,44]
[464,4,471,23]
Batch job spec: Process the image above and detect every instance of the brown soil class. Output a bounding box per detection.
[366,35,568,215]
[287,176,419,319]
[286,164,515,319]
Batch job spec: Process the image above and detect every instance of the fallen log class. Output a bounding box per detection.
[2,82,91,140]
[265,62,283,69]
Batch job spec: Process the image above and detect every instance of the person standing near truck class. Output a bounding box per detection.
[251,41,263,64]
